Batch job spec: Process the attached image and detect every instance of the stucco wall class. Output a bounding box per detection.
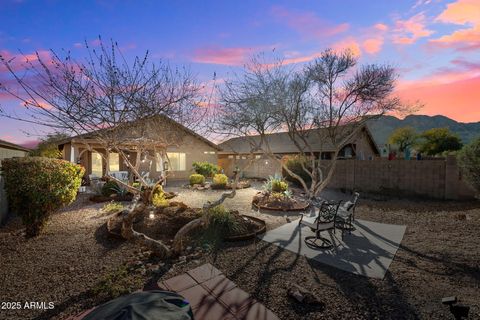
[0,147,28,224]
[65,133,218,181]
[0,147,28,167]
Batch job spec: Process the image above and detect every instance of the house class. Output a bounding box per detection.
[0,139,30,224]
[57,116,220,181]
[0,139,30,168]
[217,125,380,178]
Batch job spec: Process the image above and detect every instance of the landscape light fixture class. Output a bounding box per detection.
[442,296,470,319]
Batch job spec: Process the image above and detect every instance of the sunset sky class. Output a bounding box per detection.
[0,0,479,146]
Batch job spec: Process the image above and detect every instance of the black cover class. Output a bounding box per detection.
[82,290,194,320]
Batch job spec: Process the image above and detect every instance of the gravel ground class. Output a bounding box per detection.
[0,195,140,320]
[1,185,479,319]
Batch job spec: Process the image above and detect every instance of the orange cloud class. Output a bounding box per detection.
[397,75,480,122]
[270,6,349,39]
[429,0,480,51]
[397,63,480,122]
[192,46,256,65]
[393,13,434,45]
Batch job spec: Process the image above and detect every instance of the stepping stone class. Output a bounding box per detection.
[178,284,211,309]
[201,274,236,296]
[162,273,197,292]
[218,286,256,314]
[235,302,280,320]
[187,263,223,283]
[192,295,234,320]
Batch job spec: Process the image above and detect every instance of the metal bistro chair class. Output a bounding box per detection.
[335,192,360,238]
[299,199,342,249]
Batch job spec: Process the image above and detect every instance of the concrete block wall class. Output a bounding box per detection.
[219,155,477,200]
[328,157,475,200]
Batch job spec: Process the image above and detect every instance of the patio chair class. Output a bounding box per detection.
[335,192,360,237]
[299,200,342,249]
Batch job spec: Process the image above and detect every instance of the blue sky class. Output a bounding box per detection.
[1,0,480,146]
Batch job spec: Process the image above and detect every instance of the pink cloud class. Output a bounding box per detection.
[332,38,362,57]
[281,51,323,65]
[0,49,51,72]
[363,38,383,54]
[393,13,434,45]
[271,6,349,39]
[429,0,480,51]
[192,46,257,65]
[374,23,389,31]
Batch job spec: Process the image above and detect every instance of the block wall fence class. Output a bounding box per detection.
[218,156,476,200]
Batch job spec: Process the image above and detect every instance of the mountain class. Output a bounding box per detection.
[367,114,480,146]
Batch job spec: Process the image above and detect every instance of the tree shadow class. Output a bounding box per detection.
[94,222,124,253]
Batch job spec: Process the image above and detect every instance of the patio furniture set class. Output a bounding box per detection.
[298,192,360,249]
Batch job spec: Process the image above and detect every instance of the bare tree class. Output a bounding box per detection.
[214,49,409,199]
[0,39,205,257]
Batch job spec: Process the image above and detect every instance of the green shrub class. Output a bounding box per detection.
[189,173,205,185]
[212,173,228,187]
[102,180,119,197]
[102,201,124,214]
[152,185,169,208]
[206,205,239,233]
[272,180,288,192]
[458,137,480,193]
[192,161,220,177]
[283,156,313,187]
[264,173,289,192]
[2,157,84,236]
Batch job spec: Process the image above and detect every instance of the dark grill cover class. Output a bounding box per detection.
[82,290,194,320]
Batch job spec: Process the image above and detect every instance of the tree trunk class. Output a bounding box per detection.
[121,195,171,258]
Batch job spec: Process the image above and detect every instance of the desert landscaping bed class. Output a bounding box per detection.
[0,189,479,319]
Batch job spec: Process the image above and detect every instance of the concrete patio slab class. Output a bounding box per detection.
[159,263,280,320]
[259,218,406,279]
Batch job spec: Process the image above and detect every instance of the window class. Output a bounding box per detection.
[109,153,120,172]
[228,155,234,159]
[91,152,103,177]
[167,152,186,171]
[255,155,261,159]
[204,151,216,154]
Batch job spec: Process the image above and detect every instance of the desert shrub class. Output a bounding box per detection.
[283,156,312,187]
[103,201,124,214]
[189,173,205,185]
[457,137,480,193]
[212,173,228,187]
[272,180,288,192]
[92,265,142,300]
[2,157,84,236]
[206,205,240,233]
[102,180,119,197]
[152,185,169,208]
[192,161,220,177]
[264,173,288,192]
